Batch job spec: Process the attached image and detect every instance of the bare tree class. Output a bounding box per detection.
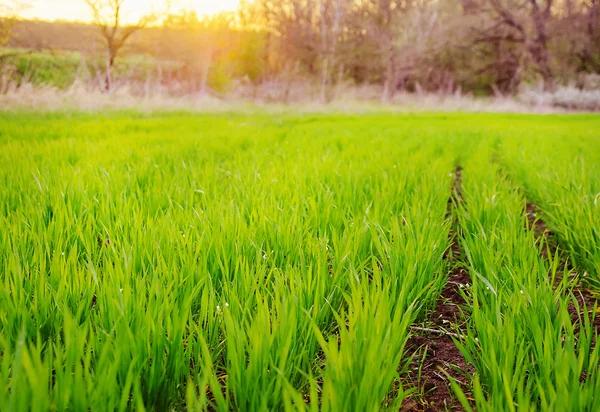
[320,0,343,102]
[0,0,27,48]
[0,14,15,48]
[379,0,396,103]
[475,0,555,90]
[84,0,158,92]
[582,0,600,71]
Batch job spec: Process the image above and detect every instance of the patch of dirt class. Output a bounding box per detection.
[404,271,474,411]
[525,203,562,262]
[446,166,463,220]
[569,288,600,334]
[403,261,474,411]
[403,166,474,411]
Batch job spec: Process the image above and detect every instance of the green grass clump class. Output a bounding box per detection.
[0,111,599,411]
[498,128,600,291]
[453,141,600,411]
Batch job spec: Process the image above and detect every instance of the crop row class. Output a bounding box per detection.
[0,113,599,411]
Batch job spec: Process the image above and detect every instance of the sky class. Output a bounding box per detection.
[19,0,241,23]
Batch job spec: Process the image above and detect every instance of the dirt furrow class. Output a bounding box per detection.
[403,166,474,411]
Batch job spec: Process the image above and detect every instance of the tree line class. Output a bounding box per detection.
[2,0,599,101]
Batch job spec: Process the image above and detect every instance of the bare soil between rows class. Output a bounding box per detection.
[403,265,473,411]
[403,166,473,411]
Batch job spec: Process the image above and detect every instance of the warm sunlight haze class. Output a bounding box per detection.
[20,0,241,23]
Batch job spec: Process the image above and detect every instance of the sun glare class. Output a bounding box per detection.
[20,0,241,23]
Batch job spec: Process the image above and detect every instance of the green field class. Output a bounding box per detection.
[1,112,599,411]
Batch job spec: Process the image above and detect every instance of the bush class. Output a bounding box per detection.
[519,85,600,111]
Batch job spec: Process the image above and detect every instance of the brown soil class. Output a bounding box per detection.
[403,267,474,411]
[403,166,474,411]
[525,203,556,260]
[569,289,600,335]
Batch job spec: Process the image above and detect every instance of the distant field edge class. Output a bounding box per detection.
[1,95,600,116]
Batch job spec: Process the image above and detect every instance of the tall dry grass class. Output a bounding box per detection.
[0,76,578,114]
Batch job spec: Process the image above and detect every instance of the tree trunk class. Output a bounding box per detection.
[200,49,212,96]
[529,0,553,90]
[319,0,329,103]
[584,0,599,71]
[382,55,395,104]
[105,43,116,93]
[380,0,395,103]
[105,53,115,93]
[320,0,342,103]
[263,0,271,81]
